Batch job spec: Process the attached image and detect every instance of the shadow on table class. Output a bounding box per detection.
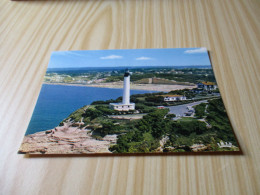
[22,150,243,158]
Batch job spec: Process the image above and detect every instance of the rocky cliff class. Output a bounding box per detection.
[19,121,117,154]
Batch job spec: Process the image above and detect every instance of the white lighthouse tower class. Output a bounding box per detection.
[109,69,135,111]
[123,70,130,104]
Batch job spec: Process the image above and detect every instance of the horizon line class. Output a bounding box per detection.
[47,65,212,70]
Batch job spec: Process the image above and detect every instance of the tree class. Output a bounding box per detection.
[83,108,102,120]
[194,103,207,118]
[145,96,164,103]
[135,119,151,133]
[98,121,122,136]
[206,98,238,144]
[166,114,176,119]
[172,121,207,136]
[138,109,169,138]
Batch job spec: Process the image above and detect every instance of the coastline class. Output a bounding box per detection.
[43,82,197,92]
[19,122,115,154]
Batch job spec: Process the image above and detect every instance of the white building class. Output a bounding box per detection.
[109,69,135,111]
[164,95,186,101]
[197,82,217,91]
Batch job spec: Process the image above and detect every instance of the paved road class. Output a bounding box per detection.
[167,100,208,117]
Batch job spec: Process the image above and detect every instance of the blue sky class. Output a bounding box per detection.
[48,48,211,69]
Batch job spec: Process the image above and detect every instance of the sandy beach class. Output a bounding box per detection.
[44,82,196,92]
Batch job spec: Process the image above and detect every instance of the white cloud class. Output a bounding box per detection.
[184,47,207,54]
[136,56,153,60]
[100,55,123,59]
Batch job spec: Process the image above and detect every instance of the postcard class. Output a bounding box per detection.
[19,48,241,155]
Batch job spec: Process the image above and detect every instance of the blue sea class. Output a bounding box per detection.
[26,84,156,135]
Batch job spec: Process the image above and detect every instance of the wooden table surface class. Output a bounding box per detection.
[0,0,259,194]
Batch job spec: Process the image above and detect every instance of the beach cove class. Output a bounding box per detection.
[44,81,196,92]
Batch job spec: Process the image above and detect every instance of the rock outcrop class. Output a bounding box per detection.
[19,122,117,154]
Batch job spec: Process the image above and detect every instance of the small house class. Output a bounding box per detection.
[197,82,217,91]
[163,95,186,101]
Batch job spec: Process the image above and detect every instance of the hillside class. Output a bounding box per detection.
[19,90,239,154]
[133,77,194,86]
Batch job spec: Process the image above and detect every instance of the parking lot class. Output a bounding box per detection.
[167,100,208,117]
